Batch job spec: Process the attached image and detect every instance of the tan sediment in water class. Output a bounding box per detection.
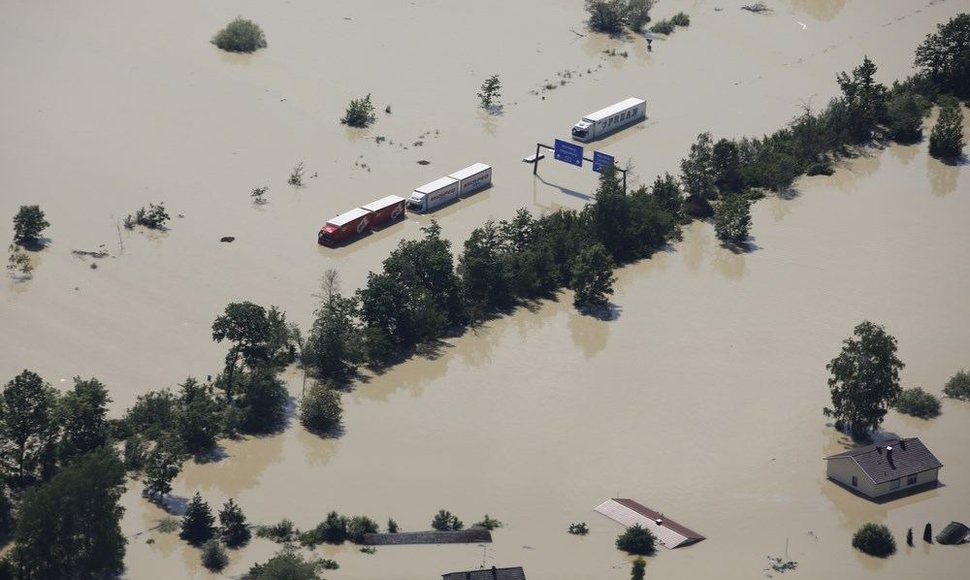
[2,0,969,578]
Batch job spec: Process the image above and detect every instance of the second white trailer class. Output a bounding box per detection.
[448,163,492,196]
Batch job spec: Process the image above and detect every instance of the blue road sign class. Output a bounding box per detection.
[554,139,583,167]
[592,151,615,174]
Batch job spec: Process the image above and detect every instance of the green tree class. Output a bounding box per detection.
[118,389,177,441]
[616,524,657,556]
[212,302,293,399]
[229,369,289,434]
[923,522,933,543]
[201,539,229,571]
[852,523,896,557]
[631,557,646,580]
[589,166,632,260]
[341,94,377,128]
[11,206,49,246]
[478,74,502,109]
[886,89,929,143]
[906,528,913,546]
[58,377,111,465]
[180,492,216,546]
[836,56,889,142]
[174,378,222,456]
[219,498,251,548]
[458,220,515,319]
[894,387,941,418]
[211,17,267,53]
[914,13,970,99]
[625,0,657,31]
[929,96,965,159]
[358,222,464,351]
[246,546,331,580]
[586,0,627,33]
[0,485,14,542]
[714,194,752,245]
[387,518,399,533]
[570,243,616,308]
[0,370,59,487]
[212,301,272,397]
[943,369,970,400]
[712,138,744,194]
[346,516,379,543]
[431,509,463,531]
[7,448,126,578]
[142,440,183,501]
[318,511,348,544]
[824,321,905,439]
[680,132,716,216]
[651,173,684,219]
[300,382,343,435]
[304,288,361,383]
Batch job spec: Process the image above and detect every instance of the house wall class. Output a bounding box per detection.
[826,458,876,497]
[871,468,939,498]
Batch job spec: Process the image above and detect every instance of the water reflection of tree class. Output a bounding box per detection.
[568,310,610,359]
[927,156,959,197]
[787,0,847,22]
[712,244,747,280]
[889,143,918,166]
[681,222,709,273]
[177,432,286,498]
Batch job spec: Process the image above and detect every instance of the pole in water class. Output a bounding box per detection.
[785,537,789,559]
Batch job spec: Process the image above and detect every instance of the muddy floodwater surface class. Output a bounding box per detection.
[2,0,969,578]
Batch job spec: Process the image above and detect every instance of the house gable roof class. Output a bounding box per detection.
[824,437,942,484]
[442,566,526,580]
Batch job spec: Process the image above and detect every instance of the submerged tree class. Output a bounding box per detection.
[570,243,616,308]
[929,96,965,159]
[11,205,49,246]
[219,498,252,548]
[478,74,502,109]
[714,194,752,245]
[616,524,657,556]
[212,17,267,53]
[0,370,59,487]
[824,321,904,439]
[7,448,126,578]
[836,56,889,142]
[341,94,377,128]
[58,377,112,465]
[852,523,896,557]
[914,13,970,99]
[181,492,216,546]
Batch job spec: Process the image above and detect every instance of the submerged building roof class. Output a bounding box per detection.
[360,528,491,546]
[594,498,705,549]
[442,566,526,580]
[824,437,943,484]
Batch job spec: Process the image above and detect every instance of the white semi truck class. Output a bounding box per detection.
[407,176,460,213]
[571,97,646,142]
[407,163,493,213]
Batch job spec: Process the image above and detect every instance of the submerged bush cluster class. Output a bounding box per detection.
[212,17,267,53]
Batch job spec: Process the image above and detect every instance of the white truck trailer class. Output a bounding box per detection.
[448,163,492,196]
[570,97,646,142]
[407,176,460,213]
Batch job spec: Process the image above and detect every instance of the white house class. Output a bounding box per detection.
[824,437,942,500]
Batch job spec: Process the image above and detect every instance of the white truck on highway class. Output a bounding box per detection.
[571,97,646,142]
[407,176,460,213]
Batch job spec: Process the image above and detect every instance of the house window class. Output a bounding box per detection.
[851,475,858,487]
[890,478,901,490]
[907,474,918,485]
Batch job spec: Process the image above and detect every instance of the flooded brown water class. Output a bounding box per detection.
[2,0,969,578]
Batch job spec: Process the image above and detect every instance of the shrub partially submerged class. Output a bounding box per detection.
[943,369,970,400]
[894,387,941,418]
[852,523,896,557]
[212,17,267,53]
